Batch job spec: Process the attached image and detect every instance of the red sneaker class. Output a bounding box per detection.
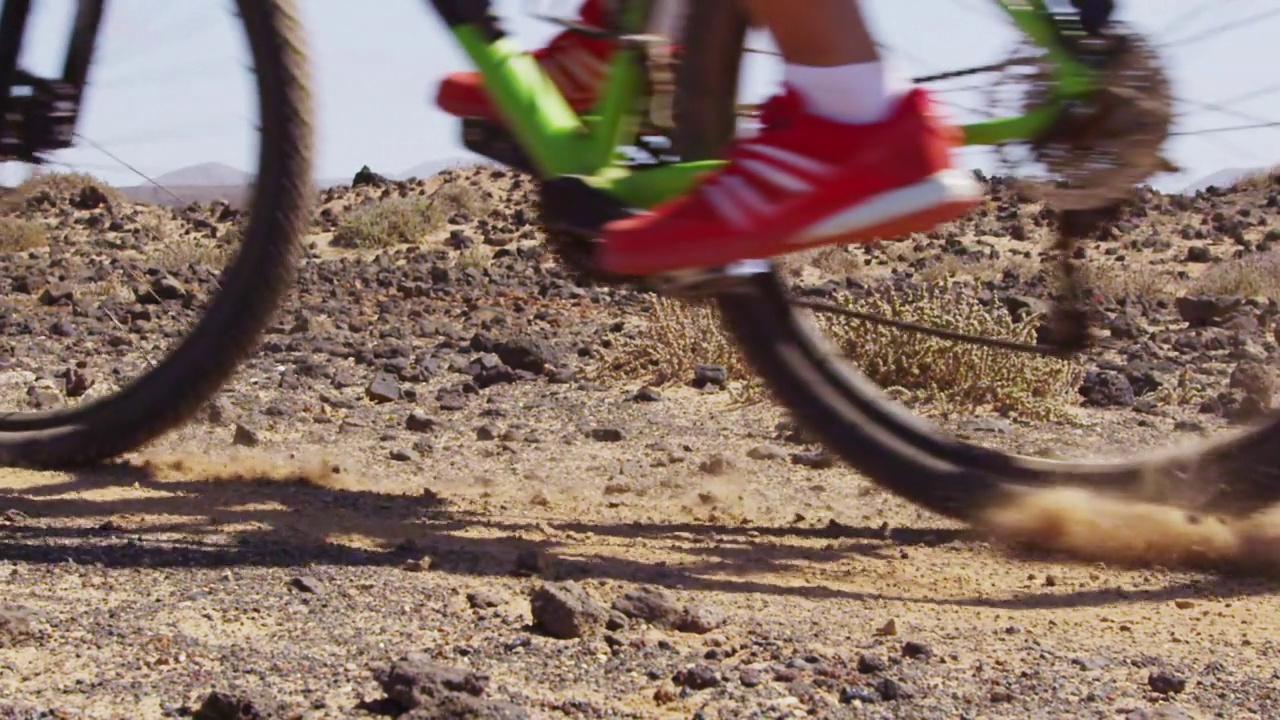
[435,0,616,119]
[597,86,984,276]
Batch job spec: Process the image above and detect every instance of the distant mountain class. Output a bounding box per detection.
[152,162,254,188]
[112,155,484,208]
[116,183,253,208]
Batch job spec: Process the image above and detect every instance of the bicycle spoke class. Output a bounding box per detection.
[1171,121,1280,137]
[1157,0,1251,38]
[1161,7,1280,48]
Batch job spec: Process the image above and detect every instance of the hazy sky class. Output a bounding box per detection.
[4,0,1278,192]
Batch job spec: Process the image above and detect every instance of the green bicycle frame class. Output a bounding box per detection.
[432,0,1100,208]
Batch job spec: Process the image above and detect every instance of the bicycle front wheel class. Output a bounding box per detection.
[0,0,312,468]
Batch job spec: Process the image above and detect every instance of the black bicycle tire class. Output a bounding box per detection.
[0,0,312,468]
[672,2,1280,521]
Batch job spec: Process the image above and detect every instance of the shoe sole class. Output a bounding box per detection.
[788,167,983,247]
[603,168,983,277]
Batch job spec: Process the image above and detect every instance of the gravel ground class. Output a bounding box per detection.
[1,167,1279,718]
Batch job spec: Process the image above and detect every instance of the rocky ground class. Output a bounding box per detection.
[0,166,1279,719]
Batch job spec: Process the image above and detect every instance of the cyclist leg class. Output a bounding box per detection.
[597,0,985,276]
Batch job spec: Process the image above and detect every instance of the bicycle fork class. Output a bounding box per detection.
[0,0,103,163]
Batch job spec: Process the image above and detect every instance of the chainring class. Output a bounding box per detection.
[1002,25,1176,210]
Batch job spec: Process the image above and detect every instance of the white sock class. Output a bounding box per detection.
[784,61,911,125]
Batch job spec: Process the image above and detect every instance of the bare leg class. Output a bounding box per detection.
[740,0,902,124]
[741,0,878,66]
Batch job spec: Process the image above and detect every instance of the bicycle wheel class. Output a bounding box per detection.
[0,0,311,467]
[670,2,1280,521]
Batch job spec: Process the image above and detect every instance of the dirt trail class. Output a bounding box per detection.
[2,167,1280,718]
[2,405,1279,719]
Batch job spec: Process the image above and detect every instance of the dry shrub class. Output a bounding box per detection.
[1230,165,1280,192]
[154,233,234,274]
[9,170,124,208]
[595,279,1082,419]
[1188,251,1280,301]
[591,296,754,391]
[912,252,1040,286]
[775,244,866,280]
[818,280,1083,420]
[1079,261,1178,301]
[332,181,489,249]
[454,245,490,270]
[0,217,48,251]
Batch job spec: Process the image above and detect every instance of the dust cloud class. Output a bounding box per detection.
[978,486,1280,575]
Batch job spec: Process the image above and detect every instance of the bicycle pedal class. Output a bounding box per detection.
[538,175,641,286]
[649,259,774,298]
[461,118,537,175]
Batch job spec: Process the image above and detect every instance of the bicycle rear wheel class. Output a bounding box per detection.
[671,2,1280,522]
[0,0,312,468]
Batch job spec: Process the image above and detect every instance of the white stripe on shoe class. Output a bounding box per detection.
[740,143,839,178]
[737,157,815,194]
[788,168,981,245]
[721,175,777,218]
[555,46,608,89]
[702,180,753,230]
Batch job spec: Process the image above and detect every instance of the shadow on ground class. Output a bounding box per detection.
[1,460,1277,610]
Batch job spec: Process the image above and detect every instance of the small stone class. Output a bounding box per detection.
[692,364,728,388]
[288,576,322,594]
[876,677,904,701]
[612,586,682,628]
[405,409,438,433]
[1185,245,1213,263]
[857,654,887,674]
[476,424,500,441]
[902,640,932,659]
[366,373,402,403]
[192,689,281,720]
[390,448,419,462]
[791,449,836,469]
[1174,599,1196,610]
[372,653,491,712]
[232,423,260,447]
[1079,369,1135,408]
[652,685,678,705]
[1147,669,1187,695]
[840,686,878,704]
[698,453,732,475]
[631,386,662,402]
[588,426,625,442]
[672,664,721,690]
[466,589,505,609]
[739,668,764,688]
[676,604,726,634]
[529,582,607,639]
[876,618,899,636]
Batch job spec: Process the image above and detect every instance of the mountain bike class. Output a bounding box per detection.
[435,0,1280,523]
[0,0,312,466]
